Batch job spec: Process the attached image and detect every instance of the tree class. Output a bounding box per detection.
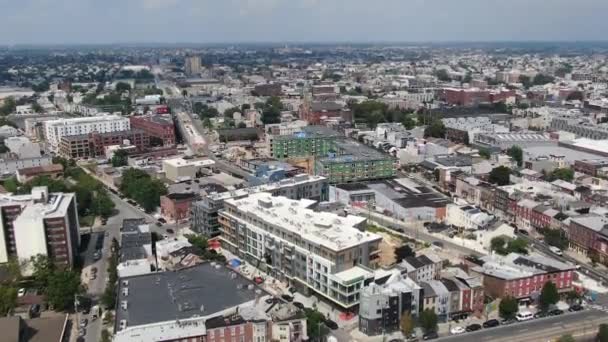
[0,96,16,115]
[237,122,247,128]
[394,245,415,263]
[424,120,446,139]
[93,191,115,218]
[507,146,523,167]
[115,82,131,93]
[542,229,568,250]
[202,118,214,129]
[101,329,112,342]
[400,312,415,336]
[47,269,83,311]
[547,168,574,182]
[419,308,438,333]
[566,290,582,305]
[120,168,167,212]
[223,107,241,119]
[31,102,43,113]
[597,324,608,342]
[558,335,575,342]
[479,148,492,159]
[31,255,54,291]
[0,286,17,315]
[519,75,532,88]
[111,149,129,167]
[2,177,20,193]
[181,89,188,98]
[590,250,600,266]
[305,308,329,340]
[533,74,555,86]
[506,238,529,255]
[539,281,559,310]
[490,237,507,255]
[435,69,451,82]
[499,296,518,319]
[489,166,511,186]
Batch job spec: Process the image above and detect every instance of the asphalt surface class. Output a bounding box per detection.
[438,309,608,342]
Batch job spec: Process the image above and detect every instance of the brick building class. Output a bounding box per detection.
[160,193,197,223]
[129,115,176,147]
[441,88,515,106]
[574,159,608,177]
[59,129,149,159]
[568,215,608,261]
[472,253,575,301]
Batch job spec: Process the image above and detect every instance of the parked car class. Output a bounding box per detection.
[89,273,96,281]
[80,318,88,328]
[500,318,516,325]
[465,323,482,332]
[516,311,534,321]
[324,320,338,330]
[549,309,564,316]
[288,287,297,293]
[549,246,563,256]
[450,326,465,335]
[569,304,583,312]
[534,311,549,319]
[432,241,444,248]
[155,222,162,227]
[18,288,26,297]
[482,319,500,328]
[93,251,101,261]
[166,228,174,234]
[281,294,293,302]
[422,332,438,340]
[158,218,167,224]
[29,304,40,317]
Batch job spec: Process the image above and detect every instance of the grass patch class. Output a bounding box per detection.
[79,215,96,227]
[366,224,414,244]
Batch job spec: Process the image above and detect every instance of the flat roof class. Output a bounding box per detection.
[226,193,380,252]
[206,174,326,202]
[162,157,215,168]
[116,263,264,329]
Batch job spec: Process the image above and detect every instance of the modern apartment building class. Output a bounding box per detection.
[218,193,382,309]
[0,187,79,272]
[359,271,422,336]
[58,129,149,159]
[191,174,328,236]
[269,126,397,183]
[43,115,131,152]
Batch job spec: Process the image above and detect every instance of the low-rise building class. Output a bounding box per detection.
[16,164,64,183]
[397,253,442,283]
[568,215,608,261]
[472,253,575,300]
[162,157,216,182]
[118,219,153,278]
[130,115,176,147]
[59,129,149,159]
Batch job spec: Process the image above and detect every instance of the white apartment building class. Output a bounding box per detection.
[446,203,494,231]
[219,193,382,308]
[0,187,79,274]
[43,115,131,152]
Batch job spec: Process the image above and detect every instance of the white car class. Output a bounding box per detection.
[549,246,563,256]
[450,326,465,335]
[17,288,26,297]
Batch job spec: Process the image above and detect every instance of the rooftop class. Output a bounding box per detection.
[45,114,128,126]
[474,252,575,280]
[115,262,265,329]
[317,138,394,163]
[162,157,215,168]
[226,193,380,252]
[206,174,326,202]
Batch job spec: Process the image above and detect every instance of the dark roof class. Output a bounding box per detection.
[554,212,569,221]
[403,256,425,269]
[122,218,147,233]
[440,278,461,292]
[512,256,559,273]
[335,183,371,191]
[417,255,435,266]
[115,263,266,329]
[120,219,151,262]
[166,192,197,201]
[310,102,344,112]
[205,314,247,329]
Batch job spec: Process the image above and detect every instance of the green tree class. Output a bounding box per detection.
[0,286,17,315]
[506,237,529,255]
[557,334,575,342]
[597,324,608,342]
[479,148,492,159]
[93,190,115,218]
[223,107,241,119]
[120,168,167,212]
[394,244,415,263]
[185,234,208,251]
[202,118,214,129]
[435,69,451,82]
[519,75,532,88]
[47,269,83,311]
[101,329,112,342]
[32,102,43,113]
[2,177,20,193]
[401,312,415,336]
[424,120,446,139]
[305,308,329,340]
[419,308,438,333]
[0,97,16,115]
[111,149,129,167]
[533,74,555,85]
[31,255,54,291]
[547,168,574,182]
[499,296,518,319]
[507,145,523,167]
[539,281,559,310]
[542,229,569,250]
[489,166,511,186]
[490,236,507,255]
[115,82,131,93]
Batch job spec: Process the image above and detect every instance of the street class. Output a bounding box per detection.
[439,309,608,342]
[78,189,151,342]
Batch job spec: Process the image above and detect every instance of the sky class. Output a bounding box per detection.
[1,0,608,45]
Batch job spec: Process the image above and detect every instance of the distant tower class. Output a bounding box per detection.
[184,55,202,76]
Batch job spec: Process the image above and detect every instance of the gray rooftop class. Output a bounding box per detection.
[115,263,264,329]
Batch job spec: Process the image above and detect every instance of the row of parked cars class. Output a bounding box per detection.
[447,304,585,337]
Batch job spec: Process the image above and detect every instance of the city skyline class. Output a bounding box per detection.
[1,0,608,45]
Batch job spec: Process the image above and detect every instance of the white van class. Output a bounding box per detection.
[516,311,534,321]
[549,246,563,256]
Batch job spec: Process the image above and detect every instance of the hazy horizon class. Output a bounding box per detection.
[1,0,607,45]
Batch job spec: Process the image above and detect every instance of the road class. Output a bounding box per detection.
[439,309,608,342]
[79,190,151,342]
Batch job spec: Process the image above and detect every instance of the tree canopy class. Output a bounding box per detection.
[120,168,167,212]
[546,168,574,182]
[394,244,415,263]
[598,324,608,342]
[489,166,511,186]
[499,296,519,319]
[507,145,523,167]
[0,286,17,315]
[111,149,129,167]
[539,281,559,310]
[30,255,82,311]
[400,312,415,336]
[260,96,284,125]
[478,148,492,159]
[193,103,219,119]
[424,120,446,139]
[490,236,528,255]
[304,308,330,340]
[419,308,438,333]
